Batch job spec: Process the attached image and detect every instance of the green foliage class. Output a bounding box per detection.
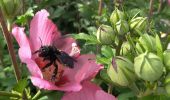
[1,0,170,99]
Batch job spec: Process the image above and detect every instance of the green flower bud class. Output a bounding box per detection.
[163,50,170,71]
[97,24,116,45]
[116,20,129,35]
[110,8,126,26]
[120,42,131,56]
[130,17,148,32]
[134,52,164,81]
[136,34,156,53]
[165,73,170,94]
[0,0,22,19]
[107,57,136,86]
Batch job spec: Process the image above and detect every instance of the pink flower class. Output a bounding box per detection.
[62,82,116,100]
[12,9,116,100]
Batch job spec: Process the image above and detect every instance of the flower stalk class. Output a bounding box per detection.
[0,8,21,82]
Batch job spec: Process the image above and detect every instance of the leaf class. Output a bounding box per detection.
[38,91,64,100]
[16,7,35,24]
[71,33,99,45]
[155,34,163,59]
[117,92,136,100]
[12,79,27,94]
[96,55,112,65]
[101,46,115,58]
[51,6,65,19]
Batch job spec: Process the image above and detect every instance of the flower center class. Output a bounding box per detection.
[35,57,64,83]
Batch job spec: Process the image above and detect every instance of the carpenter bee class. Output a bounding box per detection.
[34,44,76,81]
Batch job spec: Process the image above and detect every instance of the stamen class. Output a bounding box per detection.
[69,43,80,57]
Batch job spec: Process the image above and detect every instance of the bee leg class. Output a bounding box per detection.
[51,62,58,81]
[32,50,40,55]
[42,60,53,71]
[43,56,50,61]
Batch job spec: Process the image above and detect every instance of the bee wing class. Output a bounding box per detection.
[57,51,76,68]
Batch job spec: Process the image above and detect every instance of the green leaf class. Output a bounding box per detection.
[12,79,27,94]
[155,34,163,59]
[16,7,35,24]
[96,55,112,65]
[101,46,115,58]
[70,33,99,45]
[38,91,64,100]
[118,92,136,100]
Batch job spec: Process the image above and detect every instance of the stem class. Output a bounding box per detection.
[157,0,163,13]
[0,42,4,66]
[116,39,123,56]
[0,91,20,98]
[0,9,21,82]
[32,90,41,100]
[107,84,113,94]
[148,0,154,21]
[98,0,103,16]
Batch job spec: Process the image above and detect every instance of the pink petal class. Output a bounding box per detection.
[29,9,61,52]
[63,55,103,83]
[31,76,82,91]
[31,76,58,90]
[96,90,117,100]
[62,81,116,100]
[12,26,32,63]
[26,59,42,78]
[54,37,76,54]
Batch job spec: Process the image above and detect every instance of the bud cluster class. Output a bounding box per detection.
[95,7,170,97]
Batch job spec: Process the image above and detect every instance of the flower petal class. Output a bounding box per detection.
[30,9,61,52]
[26,59,43,78]
[63,55,103,83]
[62,81,116,100]
[54,37,76,54]
[31,76,82,91]
[12,26,31,63]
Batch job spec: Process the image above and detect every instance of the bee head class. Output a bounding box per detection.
[39,46,49,57]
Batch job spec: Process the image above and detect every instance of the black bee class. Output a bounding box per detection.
[34,45,76,81]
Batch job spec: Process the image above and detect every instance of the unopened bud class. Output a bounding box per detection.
[136,34,156,53]
[107,57,136,86]
[116,20,129,35]
[0,0,22,19]
[130,17,148,32]
[134,52,164,81]
[110,8,126,26]
[97,24,116,45]
[163,50,170,71]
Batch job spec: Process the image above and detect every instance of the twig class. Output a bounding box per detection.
[157,0,163,13]
[0,9,21,82]
[98,0,103,16]
[108,84,113,94]
[148,0,154,21]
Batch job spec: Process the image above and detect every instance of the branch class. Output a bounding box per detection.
[0,9,21,82]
